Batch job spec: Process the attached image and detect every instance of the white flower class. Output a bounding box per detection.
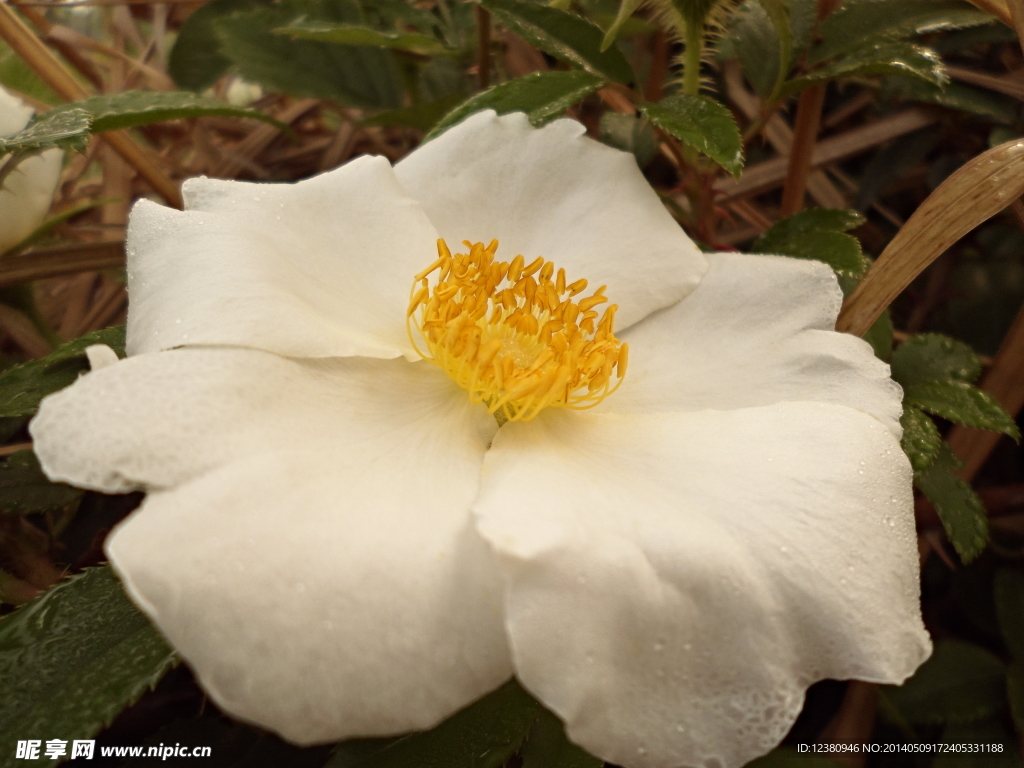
[30,111,930,768]
[0,85,62,254]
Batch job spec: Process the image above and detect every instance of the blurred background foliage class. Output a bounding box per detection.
[2,0,1024,765]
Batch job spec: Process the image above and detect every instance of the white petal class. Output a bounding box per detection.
[609,252,904,436]
[85,344,119,370]
[31,347,496,493]
[0,87,61,255]
[474,404,930,768]
[394,111,707,330]
[107,445,511,743]
[0,85,33,136]
[125,155,439,359]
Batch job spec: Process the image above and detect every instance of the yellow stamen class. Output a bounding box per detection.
[407,239,627,422]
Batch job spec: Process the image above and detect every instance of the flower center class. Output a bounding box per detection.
[407,239,628,423]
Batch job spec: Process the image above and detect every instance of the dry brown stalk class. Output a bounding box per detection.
[475,5,491,90]
[817,681,878,768]
[948,65,1024,101]
[724,66,846,209]
[0,242,124,288]
[0,304,50,357]
[211,98,319,178]
[946,306,1024,481]
[965,0,1015,27]
[716,109,937,201]
[780,84,827,216]
[837,139,1024,336]
[0,1,182,207]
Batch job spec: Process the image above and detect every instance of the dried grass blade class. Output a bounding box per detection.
[836,139,1024,336]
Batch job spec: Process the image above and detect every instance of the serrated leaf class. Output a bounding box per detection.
[811,0,995,63]
[331,680,543,768]
[168,0,272,91]
[905,379,1020,439]
[480,0,635,83]
[273,21,451,55]
[786,42,947,95]
[995,569,1024,662]
[214,0,404,109]
[914,443,989,562]
[0,567,177,767]
[883,75,1018,124]
[426,71,605,141]
[753,209,869,283]
[520,707,601,768]
[601,0,643,50]
[728,0,783,97]
[0,108,90,156]
[640,94,744,177]
[890,333,983,388]
[882,639,1006,725]
[46,91,283,134]
[0,450,81,513]
[0,325,124,419]
[901,405,941,471]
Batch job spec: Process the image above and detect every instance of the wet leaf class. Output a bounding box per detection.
[0,567,177,767]
[481,0,635,83]
[0,108,90,155]
[641,94,744,177]
[787,42,947,95]
[0,450,82,514]
[426,71,605,140]
[914,444,989,562]
[904,379,1020,438]
[273,21,451,56]
[900,406,942,471]
[890,333,984,388]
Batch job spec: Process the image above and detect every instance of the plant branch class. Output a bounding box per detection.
[475,5,491,90]
[779,83,826,216]
[0,2,182,208]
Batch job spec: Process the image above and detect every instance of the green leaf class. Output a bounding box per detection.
[0,450,82,513]
[426,71,605,141]
[520,708,601,768]
[786,42,947,96]
[728,0,784,97]
[364,94,466,132]
[599,112,657,167]
[811,0,995,63]
[640,94,744,177]
[752,208,869,284]
[0,567,177,766]
[914,443,989,562]
[855,126,941,212]
[168,0,272,91]
[995,569,1024,662]
[890,333,983,388]
[0,40,59,106]
[865,307,894,360]
[480,0,635,83]
[0,325,125,419]
[904,379,1020,439]
[0,108,90,156]
[900,405,941,471]
[214,0,404,109]
[47,90,284,134]
[333,680,543,768]
[882,639,1006,725]
[601,0,644,50]
[883,75,1019,124]
[273,21,451,55]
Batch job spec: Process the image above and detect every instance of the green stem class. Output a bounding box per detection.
[682,21,703,96]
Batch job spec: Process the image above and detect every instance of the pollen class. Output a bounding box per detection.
[407,239,628,423]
